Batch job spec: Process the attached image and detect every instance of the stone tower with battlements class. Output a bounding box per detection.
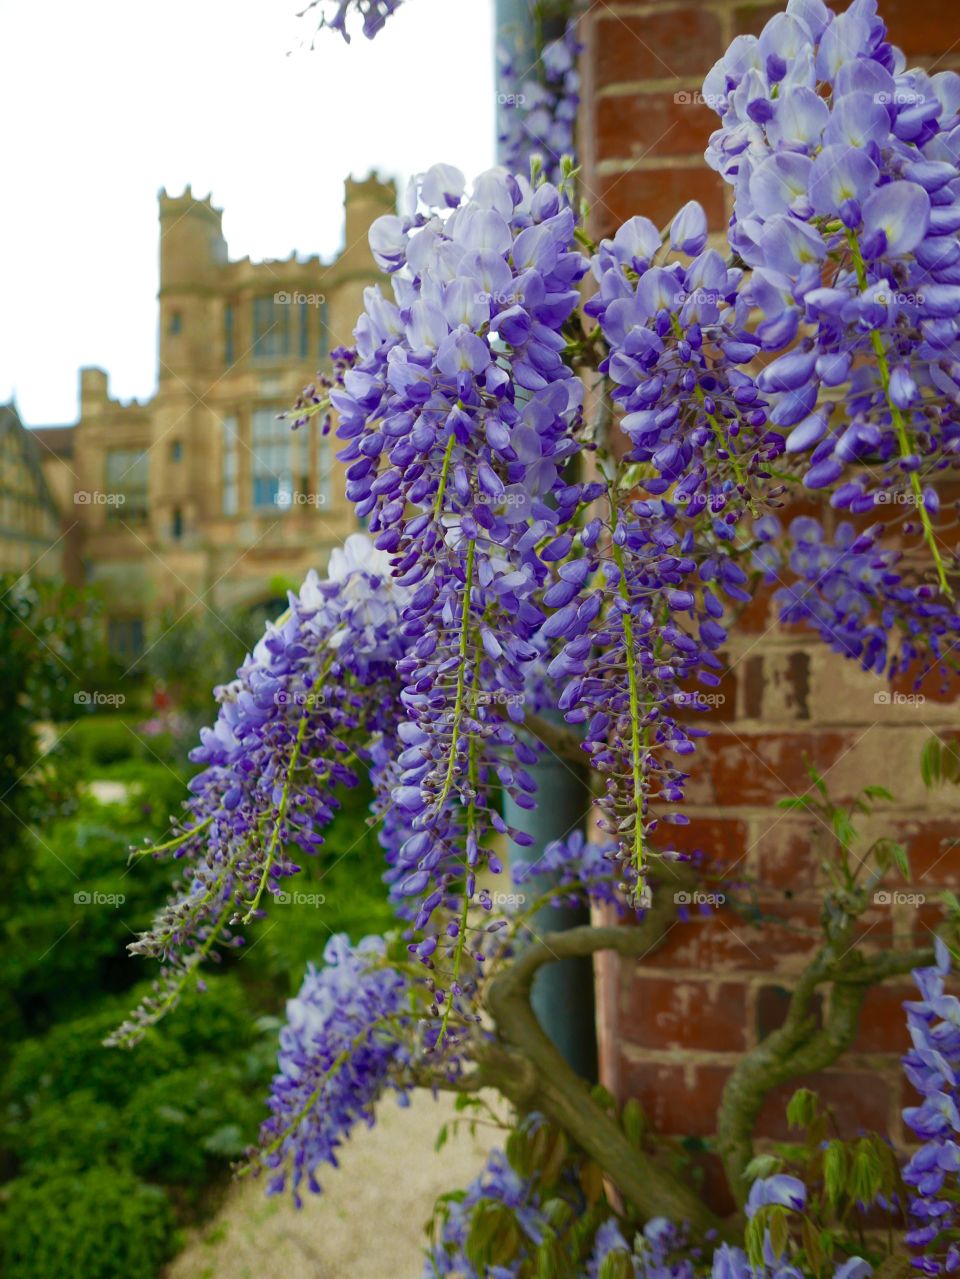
[31,174,395,662]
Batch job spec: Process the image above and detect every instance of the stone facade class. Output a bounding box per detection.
[31,174,394,654]
[0,405,62,578]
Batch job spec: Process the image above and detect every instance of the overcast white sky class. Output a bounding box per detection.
[0,0,495,426]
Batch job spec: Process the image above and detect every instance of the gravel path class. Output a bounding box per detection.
[164,1089,497,1279]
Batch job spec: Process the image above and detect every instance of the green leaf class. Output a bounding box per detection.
[823,1140,848,1210]
[786,1088,819,1131]
[621,1098,646,1148]
[862,785,894,802]
[801,1216,823,1275]
[849,1139,883,1205]
[767,1206,789,1260]
[805,757,829,798]
[944,739,960,784]
[598,1252,635,1279]
[890,841,911,879]
[742,1153,782,1182]
[745,1213,766,1269]
[830,809,857,850]
[777,796,814,811]
[920,736,942,788]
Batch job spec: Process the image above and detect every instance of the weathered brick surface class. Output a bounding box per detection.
[581,0,960,1180]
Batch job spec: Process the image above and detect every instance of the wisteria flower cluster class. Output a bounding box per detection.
[498,17,583,185]
[109,535,409,1047]
[258,933,410,1205]
[902,936,960,1274]
[705,0,960,590]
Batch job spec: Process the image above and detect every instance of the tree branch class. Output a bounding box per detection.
[716,935,937,1204]
[482,862,736,1239]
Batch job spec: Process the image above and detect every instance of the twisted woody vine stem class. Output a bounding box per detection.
[111,0,960,1273]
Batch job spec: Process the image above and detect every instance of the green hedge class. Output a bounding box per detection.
[0,1166,176,1279]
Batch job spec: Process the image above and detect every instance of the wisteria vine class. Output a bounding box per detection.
[113,0,960,1270]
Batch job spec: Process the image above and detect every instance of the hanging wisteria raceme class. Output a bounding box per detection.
[108,537,410,1047]
[754,514,960,681]
[902,936,960,1275]
[255,934,411,1205]
[703,0,960,597]
[497,17,582,185]
[328,163,604,982]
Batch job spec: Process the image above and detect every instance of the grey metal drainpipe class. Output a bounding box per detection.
[495,0,598,1083]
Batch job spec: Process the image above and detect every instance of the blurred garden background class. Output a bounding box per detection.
[0,576,398,1277]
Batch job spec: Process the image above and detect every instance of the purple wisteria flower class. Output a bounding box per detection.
[109,536,411,1046]
[306,0,403,42]
[902,936,960,1273]
[257,934,410,1205]
[498,18,582,184]
[756,515,959,679]
[702,0,960,598]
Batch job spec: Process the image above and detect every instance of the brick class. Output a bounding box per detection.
[649,816,749,877]
[891,662,960,708]
[699,730,851,806]
[618,1058,730,1137]
[894,819,960,886]
[593,8,724,85]
[877,0,960,58]
[588,168,726,241]
[623,974,748,1051]
[651,897,823,972]
[740,650,813,722]
[854,983,915,1053]
[596,91,717,163]
[757,1071,891,1141]
[751,816,826,892]
[732,6,782,38]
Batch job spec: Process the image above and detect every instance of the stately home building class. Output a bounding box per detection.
[27,175,394,660]
[0,405,63,578]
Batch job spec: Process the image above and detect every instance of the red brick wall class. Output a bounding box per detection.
[580,0,960,236]
[579,0,960,1186]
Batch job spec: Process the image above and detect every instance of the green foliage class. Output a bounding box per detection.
[920,733,960,788]
[122,1062,266,1185]
[142,605,260,725]
[0,1166,176,1279]
[759,1088,906,1271]
[777,764,914,935]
